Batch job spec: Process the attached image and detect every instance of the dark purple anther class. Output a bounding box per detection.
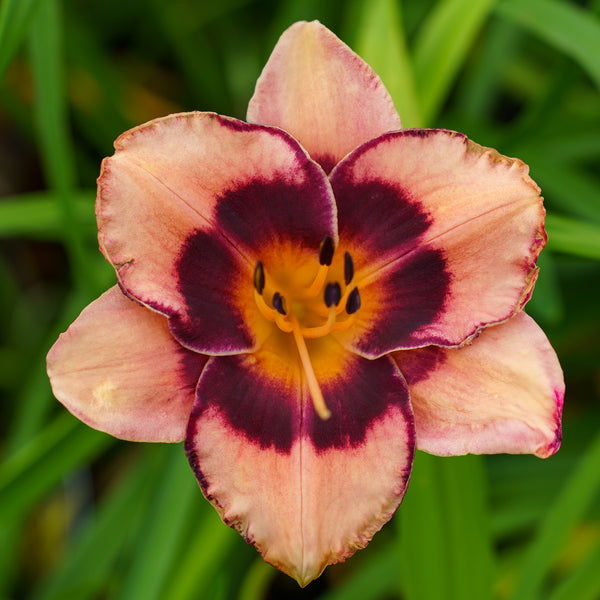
[324,282,342,307]
[344,252,354,285]
[272,292,287,315]
[254,261,265,294]
[346,287,361,314]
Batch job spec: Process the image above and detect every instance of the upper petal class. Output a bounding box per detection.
[185,344,414,585]
[247,21,401,173]
[47,286,206,442]
[97,112,336,353]
[330,129,546,356]
[394,312,564,458]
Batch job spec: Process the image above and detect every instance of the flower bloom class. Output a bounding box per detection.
[47,21,564,586]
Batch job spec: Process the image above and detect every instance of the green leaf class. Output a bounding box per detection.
[510,430,600,600]
[318,540,399,600]
[496,0,600,90]
[0,191,96,239]
[0,414,113,523]
[397,452,450,600]
[167,503,238,600]
[413,0,497,124]
[397,453,493,600]
[28,0,95,293]
[546,214,600,260]
[30,449,167,600]
[115,445,199,600]
[0,0,43,79]
[534,164,600,224]
[549,538,600,600]
[354,0,422,128]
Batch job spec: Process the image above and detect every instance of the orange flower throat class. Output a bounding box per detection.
[253,236,361,420]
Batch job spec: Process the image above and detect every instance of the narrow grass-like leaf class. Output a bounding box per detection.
[496,0,600,90]
[235,559,276,600]
[510,430,600,600]
[456,18,521,124]
[28,0,94,293]
[354,0,422,128]
[397,452,450,600]
[413,0,496,124]
[533,164,600,224]
[30,448,168,600]
[439,456,494,600]
[525,251,564,325]
[0,0,42,79]
[318,541,399,600]
[115,445,199,600]
[166,501,239,600]
[0,414,113,523]
[0,191,96,239]
[549,538,600,600]
[398,454,493,600]
[545,214,600,260]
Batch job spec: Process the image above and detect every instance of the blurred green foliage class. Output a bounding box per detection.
[0,0,599,598]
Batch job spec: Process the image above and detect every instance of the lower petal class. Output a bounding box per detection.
[394,312,564,458]
[47,286,207,442]
[185,349,414,584]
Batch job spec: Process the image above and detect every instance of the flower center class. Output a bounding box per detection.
[253,236,361,421]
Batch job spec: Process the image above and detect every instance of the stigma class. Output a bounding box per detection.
[253,237,362,420]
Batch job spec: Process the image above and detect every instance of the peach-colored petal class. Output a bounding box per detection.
[97,112,336,350]
[394,312,564,458]
[185,351,414,585]
[247,21,401,173]
[330,129,546,356]
[47,286,206,442]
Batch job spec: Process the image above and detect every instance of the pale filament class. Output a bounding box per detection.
[252,244,359,421]
[303,263,329,298]
[289,312,331,420]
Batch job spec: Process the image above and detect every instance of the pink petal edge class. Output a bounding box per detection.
[247,21,401,172]
[394,312,564,458]
[331,129,546,356]
[47,286,206,442]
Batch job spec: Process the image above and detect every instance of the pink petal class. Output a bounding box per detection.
[394,312,564,458]
[47,286,206,442]
[185,350,414,585]
[97,112,336,353]
[247,21,401,173]
[330,129,546,356]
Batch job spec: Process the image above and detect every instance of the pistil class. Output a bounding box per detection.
[251,242,361,421]
[289,312,331,420]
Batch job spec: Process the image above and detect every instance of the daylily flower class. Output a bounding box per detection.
[47,21,564,586]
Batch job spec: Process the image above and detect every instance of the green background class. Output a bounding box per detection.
[1,0,599,598]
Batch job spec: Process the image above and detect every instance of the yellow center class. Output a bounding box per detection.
[253,236,361,420]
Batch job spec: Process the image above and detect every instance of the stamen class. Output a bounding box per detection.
[344,252,354,285]
[275,312,294,333]
[324,282,341,307]
[289,313,331,420]
[253,261,265,294]
[346,287,361,314]
[306,264,328,297]
[331,314,356,332]
[272,292,287,315]
[254,290,277,322]
[302,305,336,338]
[319,236,335,266]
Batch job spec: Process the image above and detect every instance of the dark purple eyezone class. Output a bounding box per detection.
[253,261,265,294]
[344,251,354,286]
[324,282,342,307]
[319,235,335,266]
[346,287,361,314]
[272,292,287,315]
